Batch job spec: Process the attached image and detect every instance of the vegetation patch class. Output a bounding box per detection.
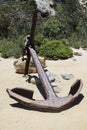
[0,38,23,58]
[38,39,73,60]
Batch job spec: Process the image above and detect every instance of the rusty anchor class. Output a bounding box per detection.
[7,46,83,112]
[6,1,83,112]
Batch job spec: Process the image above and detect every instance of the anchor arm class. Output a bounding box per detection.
[6,79,83,112]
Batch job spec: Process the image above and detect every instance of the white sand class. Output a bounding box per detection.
[0,48,87,130]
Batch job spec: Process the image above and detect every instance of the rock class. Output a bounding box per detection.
[74,52,82,56]
[83,48,87,51]
[14,56,46,74]
[72,57,76,61]
[52,85,61,93]
[45,70,55,82]
[29,76,40,84]
[61,73,74,80]
[29,70,55,84]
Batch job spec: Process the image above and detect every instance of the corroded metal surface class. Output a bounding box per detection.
[6,47,83,112]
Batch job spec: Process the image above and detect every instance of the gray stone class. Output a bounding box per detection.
[61,73,74,80]
[83,48,87,51]
[45,70,55,82]
[29,76,40,84]
[72,57,76,61]
[74,52,82,56]
[30,70,55,84]
[52,85,61,93]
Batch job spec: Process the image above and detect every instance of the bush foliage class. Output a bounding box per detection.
[0,38,23,58]
[38,39,73,60]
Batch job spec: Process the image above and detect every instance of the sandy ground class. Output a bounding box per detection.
[0,48,87,130]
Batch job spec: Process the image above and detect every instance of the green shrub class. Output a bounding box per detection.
[68,34,81,49]
[35,34,44,53]
[0,39,22,58]
[15,35,24,48]
[35,34,44,46]
[38,40,73,60]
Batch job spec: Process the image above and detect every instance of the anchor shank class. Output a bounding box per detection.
[29,47,56,99]
[30,10,38,49]
[24,10,38,75]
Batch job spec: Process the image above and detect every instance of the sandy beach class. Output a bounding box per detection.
[0,48,87,130]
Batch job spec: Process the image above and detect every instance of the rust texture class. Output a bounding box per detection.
[6,47,83,112]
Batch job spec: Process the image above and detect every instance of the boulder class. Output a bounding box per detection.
[14,56,46,74]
